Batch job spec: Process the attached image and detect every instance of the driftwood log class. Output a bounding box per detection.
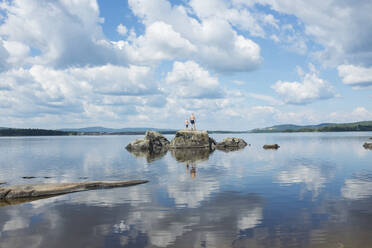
[0,180,148,201]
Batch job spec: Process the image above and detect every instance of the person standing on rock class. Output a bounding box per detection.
[185,119,189,129]
[190,113,196,130]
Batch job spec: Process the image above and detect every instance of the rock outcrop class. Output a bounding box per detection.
[263,144,280,149]
[216,137,247,151]
[170,130,215,150]
[363,142,372,149]
[126,131,169,153]
[0,182,5,185]
[0,180,148,201]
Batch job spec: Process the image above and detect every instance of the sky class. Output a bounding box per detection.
[0,0,371,130]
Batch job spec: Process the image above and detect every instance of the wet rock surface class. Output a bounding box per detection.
[170,130,215,150]
[126,131,169,153]
[263,144,280,149]
[363,142,372,149]
[0,180,148,201]
[216,137,247,151]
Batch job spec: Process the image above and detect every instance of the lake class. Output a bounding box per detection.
[0,132,371,248]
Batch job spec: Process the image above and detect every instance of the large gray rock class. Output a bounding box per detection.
[170,130,215,150]
[216,137,247,151]
[126,130,169,153]
[363,142,372,149]
[0,180,148,201]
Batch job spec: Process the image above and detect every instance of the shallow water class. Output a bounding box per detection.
[0,132,371,248]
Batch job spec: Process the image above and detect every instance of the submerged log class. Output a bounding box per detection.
[0,180,148,200]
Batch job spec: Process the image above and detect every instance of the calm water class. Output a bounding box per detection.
[0,133,372,248]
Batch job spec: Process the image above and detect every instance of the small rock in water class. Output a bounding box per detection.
[0,182,5,185]
[22,176,37,179]
[363,142,372,149]
[263,144,280,149]
[79,177,88,179]
[43,176,53,179]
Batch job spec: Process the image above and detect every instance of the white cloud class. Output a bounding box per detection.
[272,65,336,105]
[328,107,372,123]
[0,0,126,68]
[121,21,196,63]
[190,0,267,38]
[247,93,282,105]
[270,34,280,43]
[165,60,224,99]
[3,40,29,65]
[0,64,163,127]
[338,64,372,88]
[127,0,262,72]
[0,0,368,129]
[0,39,9,72]
[116,24,128,36]
[253,0,372,66]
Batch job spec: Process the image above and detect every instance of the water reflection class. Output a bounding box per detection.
[342,174,372,200]
[126,149,167,163]
[0,190,263,248]
[1,133,372,248]
[170,148,213,164]
[276,163,335,199]
[169,148,214,179]
[0,196,56,207]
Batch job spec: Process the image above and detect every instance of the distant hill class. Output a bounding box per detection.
[251,121,372,133]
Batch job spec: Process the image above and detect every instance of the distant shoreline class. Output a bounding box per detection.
[0,128,250,137]
[1,124,372,137]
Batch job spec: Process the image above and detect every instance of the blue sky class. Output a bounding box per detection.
[0,0,371,130]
